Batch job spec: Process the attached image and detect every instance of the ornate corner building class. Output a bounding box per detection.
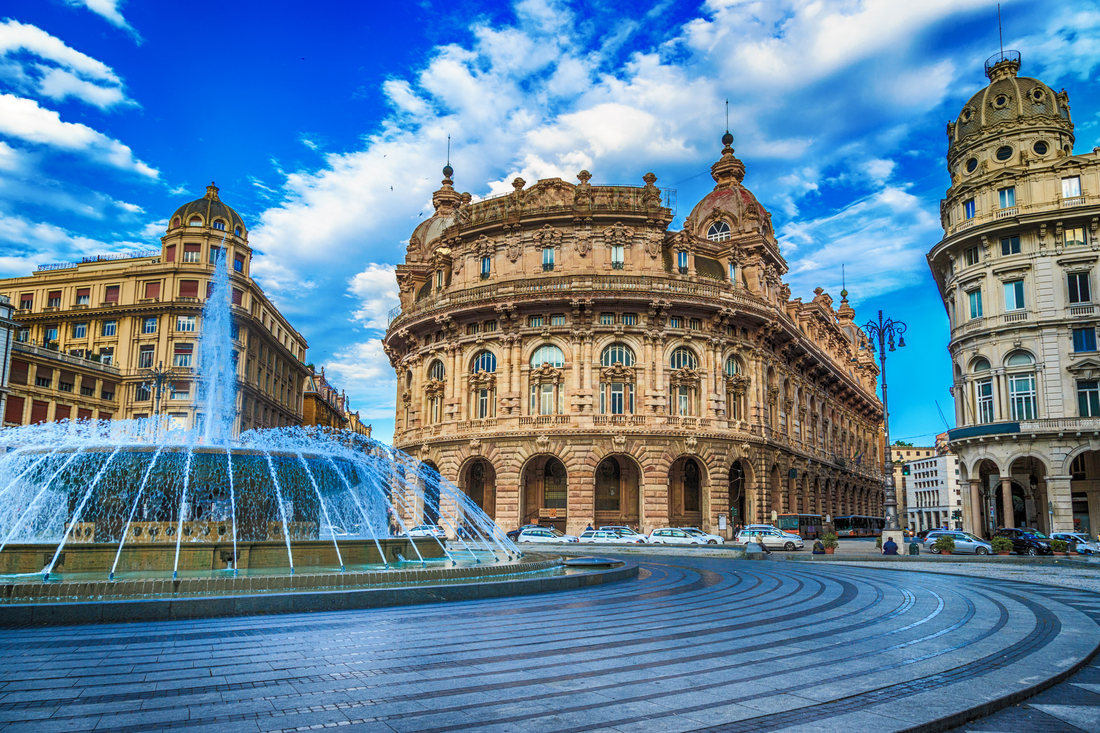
[929,51,1100,537]
[383,138,885,536]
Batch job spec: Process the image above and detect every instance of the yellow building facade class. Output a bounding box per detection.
[384,139,886,536]
[0,184,309,433]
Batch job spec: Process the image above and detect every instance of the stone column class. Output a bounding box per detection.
[511,337,521,398]
[500,338,513,415]
[642,336,653,413]
[654,337,665,415]
[1047,475,1074,533]
[1000,477,1014,529]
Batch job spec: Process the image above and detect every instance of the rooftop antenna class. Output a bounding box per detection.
[998,3,1003,58]
[842,264,846,291]
[446,134,451,167]
[725,99,729,132]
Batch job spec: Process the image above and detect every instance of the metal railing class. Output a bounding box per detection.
[13,342,122,375]
[37,250,159,271]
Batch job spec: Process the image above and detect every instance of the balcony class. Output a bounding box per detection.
[995,207,1018,219]
[1069,304,1096,317]
[593,414,646,426]
[611,261,625,270]
[519,415,570,427]
[542,263,555,272]
[950,416,1100,442]
[1061,196,1086,209]
[1003,310,1028,324]
[13,342,121,376]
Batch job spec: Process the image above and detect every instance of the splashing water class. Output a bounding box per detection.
[197,248,237,446]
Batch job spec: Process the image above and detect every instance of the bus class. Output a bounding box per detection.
[834,515,885,537]
[777,514,828,539]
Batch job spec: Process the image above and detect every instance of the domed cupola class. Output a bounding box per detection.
[683,132,774,242]
[947,51,1074,181]
[408,164,464,261]
[168,182,247,238]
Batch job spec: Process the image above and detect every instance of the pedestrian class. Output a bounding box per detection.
[882,536,899,555]
[812,539,826,555]
[585,523,593,532]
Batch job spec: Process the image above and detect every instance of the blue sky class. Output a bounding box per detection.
[1,0,1099,445]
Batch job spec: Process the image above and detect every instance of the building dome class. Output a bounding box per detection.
[169,183,247,235]
[683,134,773,240]
[949,53,1071,148]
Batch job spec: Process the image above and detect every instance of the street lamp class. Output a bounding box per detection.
[139,360,178,425]
[861,310,907,534]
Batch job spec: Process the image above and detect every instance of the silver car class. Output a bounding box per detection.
[1052,532,1099,554]
[923,530,992,555]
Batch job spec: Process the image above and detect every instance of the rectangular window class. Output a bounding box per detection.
[1008,374,1037,420]
[542,247,554,271]
[1065,226,1086,247]
[104,285,119,304]
[142,317,157,334]
[1004,280,1025,311]
[481,256,491,278]
[232,288,243,305]
[234,254,245,273]
[99,320,115,337]
[1063,176,1082,198]
[47,290,61,308]
[44,326,58,343]
[1079,380,1100,417]
[689,318,702,330]
[528,315,544,327]
[677,250,688,273]
[177,315,196,332]
[135,384,151,401]
[138,345,155,369]
[964,199,976,219]
[179,280,199,298]
[599,313,614,325]
[729,261,736,283]
[1073,327,1097,353]
[1069,272,1092,303]
[968,290,983,319]
[1000,235,1020,255]
[998,187,1015,208]
[72,322,87,339]
[209,246,221,264]
[484,319,498,332]
[435,270,444,289]
[669,316,682,328]
[15,328,28,343]
[144,281,161,300]
[99,347,113,366]
[612,244,624,268]
[35,369,52,387]
[621,313,636,326]
[173,344,193,368]
[170,382,190,400]
[677,385,691,415]
[466,323,479,335]
[477,389,491,419]
[183,244,201,263]
[75,288,90,305]
[540,384,555,415]
[80,383,95,397]
[550,314,565,326]
[976,378,994,424]
[19,294,32,309]
[964,246,980,266]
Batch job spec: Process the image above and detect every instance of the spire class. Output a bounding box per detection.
[710,127,745,189]
[205,182,220,200]
[840,264,848,300]
[432,135,461,214]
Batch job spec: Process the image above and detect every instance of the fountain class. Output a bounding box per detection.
[0,254,522,594]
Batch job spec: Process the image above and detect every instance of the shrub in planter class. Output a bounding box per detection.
[991,536,1014,555]
[822,532,839,554]
[1050,539,1068,555]
[875,536,883,549]
[932,535,956,555]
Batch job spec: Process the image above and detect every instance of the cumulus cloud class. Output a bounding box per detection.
[0,94,157,177]
[64,0,142,43]
[0,211,149,277]
[349,264,400,330]
[322,340,397,419]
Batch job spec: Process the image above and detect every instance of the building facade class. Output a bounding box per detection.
[928,51,1100,538]
[0,184,310,434]
[891,443,937,524]
[303,366,371,438]
[383,138,885,537]
[904,452,962,532]
[0,295,15,425]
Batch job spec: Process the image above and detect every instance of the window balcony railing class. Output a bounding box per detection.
[1061,196,1086,208]
[519,415,570,426]
[1003,310,1028,324]
[542,263,555,272]
[480,272,490,280]
[677,266,689,275]
[611,261,625,270]
[593,414,646,426]
[995,207,1019,219]
[1069,304,1096,317]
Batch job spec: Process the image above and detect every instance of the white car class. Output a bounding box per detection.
[680,527,724,545]
[579,530,645,545]
[1052,532,1099,554]
[599,526,649,543]
[649,528,704,545]
[517,527,579,543]
[405,524,446,538]
[734,527,804,551]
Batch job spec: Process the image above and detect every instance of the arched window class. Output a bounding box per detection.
[1006,351,1033,367]
[530,344,564,368]
[707,221,731,242]
[1005,352,1036,420]
[600,343,635,367]
[188,216,202,226]
[171,217,181,230]
[670,347,697,370]
[234,226,242,236]
[972,357,991,372]
[724,356,739,376]
[471,351,497,373]
[212,220,226,231]
[428,360,445,380]
[425,360,445,424]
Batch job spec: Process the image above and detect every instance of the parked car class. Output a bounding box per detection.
[680,527,724,545]
[406,524,446,538]
[994,527,1053,556]
[733,527,804,551]
[507,524,543,541]
[579,530,645,545]
[921,530,992,555]
[1052,532,1099,555]
[649,528,704,545]
[517,527,579,543]
[599,526,649,543]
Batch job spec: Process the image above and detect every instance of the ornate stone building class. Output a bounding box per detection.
[383,137,885,536]
[0,184,310,434]
[929,51,1100,538]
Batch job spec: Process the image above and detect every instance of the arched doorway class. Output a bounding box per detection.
[668,457,703,527]
[1069,451,1099,536]
[729,460,747,528]
[594,456,640,529]
[521,456,568,531]
[418,461,442,525]
[461,459,496,521]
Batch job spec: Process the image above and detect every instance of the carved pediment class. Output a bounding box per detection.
[424,378,446,397]
[600,362,636,382]
[533,224,563,249]
[669,367,701,387]
[529,363,563,384]
[725,373,750,394]
[1067,358,1100,378]
[604,221,634,248]
[470,369,496,388]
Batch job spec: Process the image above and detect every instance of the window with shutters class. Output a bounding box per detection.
[166,244,176,262]
[183,244,201,263]
[179,280,199,298]
[173,343,193,368]
[47,290,61,308]
[3,395,25,425]
[104,285,119,303]
[75,288,90,305]
[30,400,49,424]
[144,281,161,300]
[10,360,28,386]
[19,294,31,309]
[1069,272,1092,304]
[170,382,190,399]
[138,345,155,369]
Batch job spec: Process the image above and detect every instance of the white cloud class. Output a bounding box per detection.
[0,211,148,277]
[0,94,157,177]
[348,264,400,330]
[65,0,142,42]
[36,67,130,109]
[323,340,397,419]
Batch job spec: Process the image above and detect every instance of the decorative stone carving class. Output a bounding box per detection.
[612,434,626,449]
[601,362,636,382]
[506,228,523,263]
[476,235,494,257]
[575,228,592,257]
[604,222,634,248]
[536,434,550,449]
[534,224,563,250]
[685,436,698,454]
[469,438,482,454]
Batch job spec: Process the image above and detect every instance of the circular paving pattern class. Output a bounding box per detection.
[0,556,1096,733]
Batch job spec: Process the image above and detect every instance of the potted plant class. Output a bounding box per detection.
[991,536,1013,555]
[822,532,839,555]
[931,535,956,555]
[1050,539,1069,556]
[875,536,883,550]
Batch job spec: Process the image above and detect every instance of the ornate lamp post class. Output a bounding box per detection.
[861,310,907,534]
[139,360,178,427]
